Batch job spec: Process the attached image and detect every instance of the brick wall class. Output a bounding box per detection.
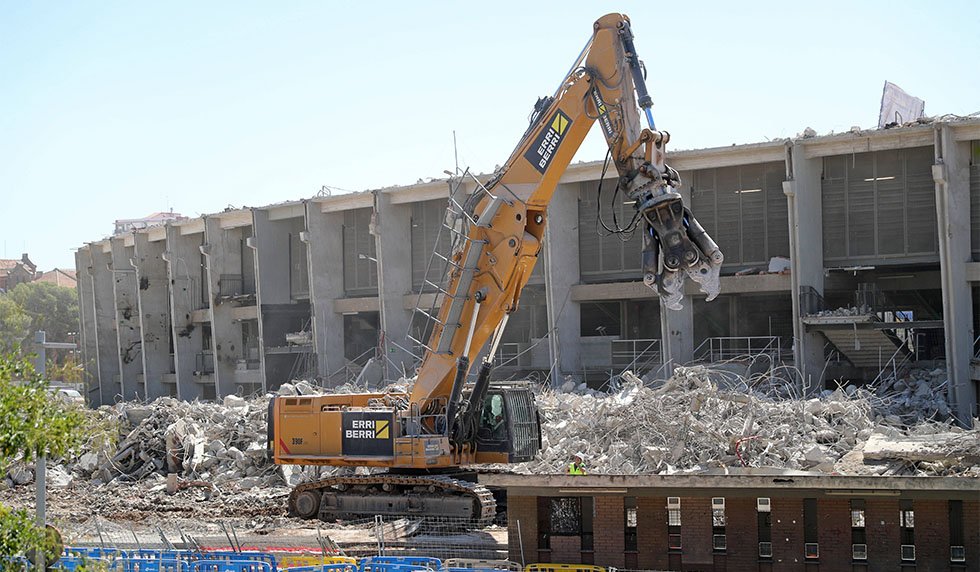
[725,496,760,571]
[507,495,537,565]
[680,496,714,568]
[770,497,804,569]
[505,492,976,571]
[965,500,980,572]
[550,535,582,564]
[815,498,850,569]
[916,499,951,572]
[865,498,900,572]
[593,496,625,568]
[637,496,669,571]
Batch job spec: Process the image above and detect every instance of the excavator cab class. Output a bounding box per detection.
[474,382,541,463]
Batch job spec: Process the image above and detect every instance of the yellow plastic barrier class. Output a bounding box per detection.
[524,565,606,572]
[445,559,521,572]
[276,555,358,569]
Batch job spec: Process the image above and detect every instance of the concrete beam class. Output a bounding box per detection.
[133,232,174,399]
[934,125,977,425]
[570,274,791,302]
[800,124,936,159]
[478,473,980,499]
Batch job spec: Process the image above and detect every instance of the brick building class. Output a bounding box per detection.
[0,253,37,292]
[482,473,980,572]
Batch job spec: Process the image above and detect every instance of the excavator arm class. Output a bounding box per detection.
[409,13,723,443]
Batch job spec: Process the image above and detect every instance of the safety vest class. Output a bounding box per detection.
[568,462,586,475]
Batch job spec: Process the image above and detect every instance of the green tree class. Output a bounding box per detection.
[7,282,79,359]
[0,296,30,353]
[0,354,87,564]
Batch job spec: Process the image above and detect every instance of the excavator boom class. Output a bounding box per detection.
[269,13,723,526]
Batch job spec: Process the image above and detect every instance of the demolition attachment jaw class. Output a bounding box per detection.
[635,179,724,311]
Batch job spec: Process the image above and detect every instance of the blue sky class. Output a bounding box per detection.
[1,1,978,269]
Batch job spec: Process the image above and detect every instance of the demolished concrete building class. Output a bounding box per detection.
[74,118,980,428]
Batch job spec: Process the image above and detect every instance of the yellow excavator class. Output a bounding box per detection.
[268,13,723,525]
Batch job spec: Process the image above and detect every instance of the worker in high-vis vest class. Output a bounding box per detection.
[568,453,587,475]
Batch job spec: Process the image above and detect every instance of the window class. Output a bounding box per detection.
[540,497,593,550]
[850,500,866,547]
[901,545,916,561]
[666,497,681,552]
[757,499,772,560]
[852,544,868,560]
[711,497,726,553]
[580,301,621,337]
[624,497,637,551]
[949,499,965,563]
[804,498,818,559]
[550,497,583,535]
[899,500,914,548]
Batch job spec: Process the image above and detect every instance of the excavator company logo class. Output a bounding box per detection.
[345,419,389,439]
[341,411,394,456]
[591,86,616,138]
[524,110,572,174]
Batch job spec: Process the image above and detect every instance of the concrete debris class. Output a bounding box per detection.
[812,306,865,317]
[519,365,980,477]
[872,365,951,422]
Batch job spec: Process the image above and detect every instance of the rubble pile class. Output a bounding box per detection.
[873,365,951,422]
[523,366,980,477]
[1,394,293,492]
[812,306,865,317]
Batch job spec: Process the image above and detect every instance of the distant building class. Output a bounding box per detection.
[35,268,77,289]
[114,211,186,235]
[0,253,37,292]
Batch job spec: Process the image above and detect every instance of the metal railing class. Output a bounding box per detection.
[611,338,662,371]
[694,336,781,362]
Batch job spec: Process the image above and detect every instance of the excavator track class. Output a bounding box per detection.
[288,474,497,528]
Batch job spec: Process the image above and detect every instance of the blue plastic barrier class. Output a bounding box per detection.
[118,558,191,572]
[52,556,113,572]
[191,560,273,572]
[359,557,441,572]
[285,565,359,572]
[198,553,277,568]
[64,548,129,560]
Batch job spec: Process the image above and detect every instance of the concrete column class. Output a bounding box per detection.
[75,247,101,406]
[89,243,121,403]
[661,172,696,372]
[134,233,173,399]
[543,183,582,383]
[784,143,826,393]
[252,209,300,392]
[203,217,244,398]
[934,125,977,425]
[306,203,347,385]
[110,237,144,401]
[373,191,415,378]
[165,225,207,401]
